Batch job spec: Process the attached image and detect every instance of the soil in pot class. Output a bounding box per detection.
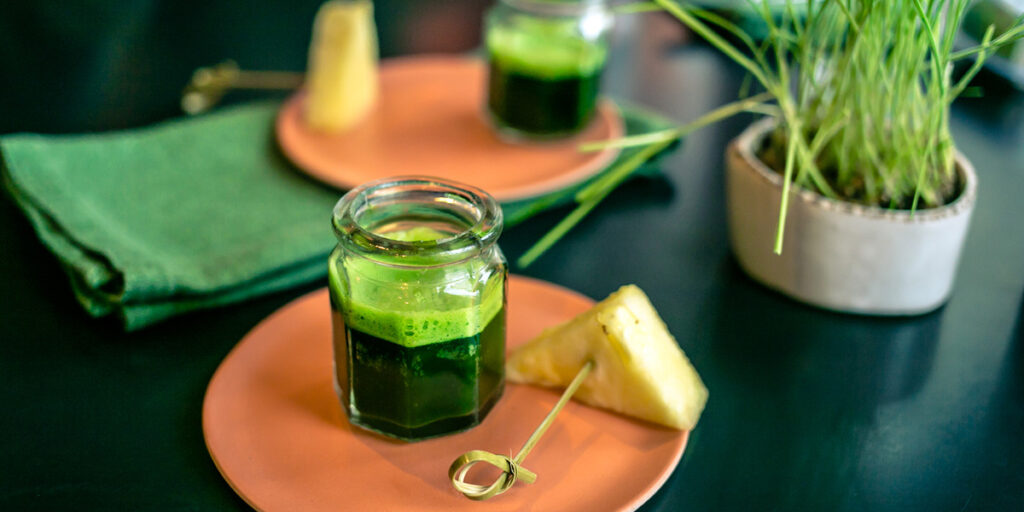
[755,126,965,211]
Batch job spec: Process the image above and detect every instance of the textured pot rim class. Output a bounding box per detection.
[731,118,978,223]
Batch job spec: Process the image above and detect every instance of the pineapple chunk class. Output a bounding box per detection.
[507,285,708,430]
[304,0,378,132]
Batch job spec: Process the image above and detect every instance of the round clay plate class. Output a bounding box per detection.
[275,56,624,201]
[203,275,688,511]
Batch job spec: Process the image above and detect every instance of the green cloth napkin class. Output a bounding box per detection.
[1,100,676,330]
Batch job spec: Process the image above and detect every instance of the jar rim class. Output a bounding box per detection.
[332,176,503,268]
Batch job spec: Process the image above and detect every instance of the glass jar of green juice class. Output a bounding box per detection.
[329,177,507,441]
[485,0,614,139]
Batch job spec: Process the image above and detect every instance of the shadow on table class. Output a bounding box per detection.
[707,256,943,406]
[935,286,1024,511]
[1017,288,1024,352]
[685,256,945,508]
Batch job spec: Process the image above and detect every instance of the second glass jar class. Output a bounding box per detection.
[485,0,614,139]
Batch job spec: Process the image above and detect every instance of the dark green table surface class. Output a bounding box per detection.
[2,3,1023,510]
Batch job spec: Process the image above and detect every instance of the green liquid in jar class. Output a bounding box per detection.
[486,18,607,138]
[329,228,506,441]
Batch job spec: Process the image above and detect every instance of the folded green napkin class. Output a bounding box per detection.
[1,100,675,330]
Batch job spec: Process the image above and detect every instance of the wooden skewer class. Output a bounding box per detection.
[448,360,594,501]
[181,61,304,115]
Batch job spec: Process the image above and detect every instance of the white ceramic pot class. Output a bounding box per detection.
[726,119,978,315]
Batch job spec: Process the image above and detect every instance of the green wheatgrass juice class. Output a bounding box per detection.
[328,227,506,441]
[486,17,608,138]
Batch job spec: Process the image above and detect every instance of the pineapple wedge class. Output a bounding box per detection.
[304,0,378,132]
[507,285,708,430]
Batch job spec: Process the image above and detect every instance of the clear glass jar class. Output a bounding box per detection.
[328,177,507,441]
[485,0,614,139]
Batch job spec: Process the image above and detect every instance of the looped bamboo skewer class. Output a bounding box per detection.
[181,61,304,115]
[448,360,594,500]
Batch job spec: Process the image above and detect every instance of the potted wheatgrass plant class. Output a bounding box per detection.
[521,0,1023,315]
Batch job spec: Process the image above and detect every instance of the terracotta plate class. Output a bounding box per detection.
[203,275,688,511]
[275,56,623,201]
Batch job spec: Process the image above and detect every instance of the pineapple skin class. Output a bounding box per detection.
[507,285,708,431]
[304,0,378,132]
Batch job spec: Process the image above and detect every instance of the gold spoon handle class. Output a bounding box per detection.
[181,61,304,115]
[448,360,594,501]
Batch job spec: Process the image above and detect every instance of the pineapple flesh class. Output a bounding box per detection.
[304,0,378,132]
[507,285,708,431]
